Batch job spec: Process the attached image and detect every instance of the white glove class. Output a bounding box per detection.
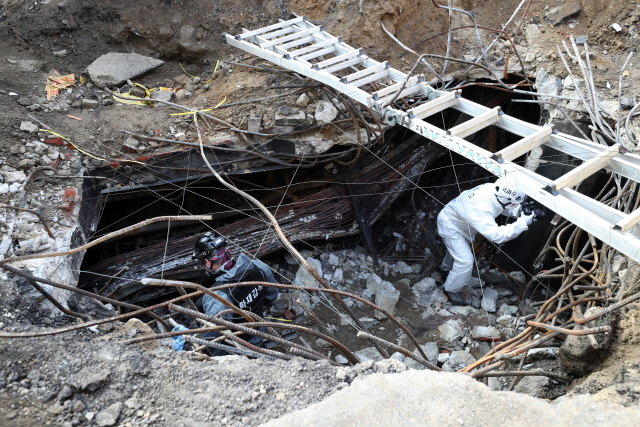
[519,212,534,226]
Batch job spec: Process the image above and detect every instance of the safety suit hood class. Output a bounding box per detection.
[437,183,525,245]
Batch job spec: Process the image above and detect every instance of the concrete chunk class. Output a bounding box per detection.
[87,52,164,88]
[275,110,305,126]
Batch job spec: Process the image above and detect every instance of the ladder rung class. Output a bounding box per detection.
[350,69,390,88]
[260,27,321,48]
[342,62,387,84]
[261,27,294,40]
[322,57,362,74]
[614,208,640,234]
[297,46,338,61]
[407,91,457,120]
[449,107,501,138]
[546,144,622,195]
[237,16,305,40]
[373,75,422,99]
[314,50,362,70]
[287,37,341,59]
[377,84,423,105]
[492,126,554,163]
[278,35,315,51]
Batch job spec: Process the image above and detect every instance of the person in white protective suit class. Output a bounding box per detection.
[436,178,534,305]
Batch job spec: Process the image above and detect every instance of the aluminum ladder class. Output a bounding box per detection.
[224,15,640,262]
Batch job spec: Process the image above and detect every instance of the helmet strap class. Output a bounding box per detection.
[494,194,509,209]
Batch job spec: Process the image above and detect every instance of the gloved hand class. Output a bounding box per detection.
[519,211,534,226]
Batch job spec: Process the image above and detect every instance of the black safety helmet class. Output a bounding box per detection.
[193,231,227,262]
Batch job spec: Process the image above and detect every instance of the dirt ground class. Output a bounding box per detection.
[2,0,640,425]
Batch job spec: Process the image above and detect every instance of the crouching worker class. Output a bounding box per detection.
[436,178,533,305]
[192,231,278,355]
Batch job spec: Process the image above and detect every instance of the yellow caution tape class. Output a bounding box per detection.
[179,62,197,79]
[204,60,220,84]
[40,129,146,166]
[169,96,226,116]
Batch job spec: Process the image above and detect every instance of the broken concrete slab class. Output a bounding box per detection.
[87,52,164,88]
[545,2,581,26]
[373,281,400,320]
[274,110,305,126]
[20,121,38,133]
[67,367,110,392]
[2,170,27,185]
[247,115,262,133]
[315,100,339,124]
[442,350,475,372]
[480,287,499,312]
[354,346,384,363]
[95,402,122,427]
[404,342,439,370]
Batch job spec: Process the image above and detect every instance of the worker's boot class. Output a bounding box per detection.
[446,286,473,306]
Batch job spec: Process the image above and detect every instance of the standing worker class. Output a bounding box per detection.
[437,178,534,305]
[192,231,279,354]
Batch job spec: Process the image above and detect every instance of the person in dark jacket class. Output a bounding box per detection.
[192,231,278,354]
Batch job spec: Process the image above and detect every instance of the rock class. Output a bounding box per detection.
[390,352,406,362]
[296,93,309,108]
[95,402,122,427]
[314,100,339,124]
[53,49,68,57]
[620,98,636,110]
[472,326,500,339]
[438,319,465,343]
[82,99,99,109]
[335,355,348,364]
[71,100,82,108]
[560,307,611,375]
[247,115,262,133]
[124,397,140,409]
[316,338,333,348]
[404,342,439,370]
[524,24,544,48]
[174,74,191,86]
[151,89,173,104]
[20,121,38,133]
[373,281,400,319]
[262,369,640,426]
[412,277,437,308]
[509,271,526,284]
[495,57,506,66]
[275,110,305,126]
[67,367,109,392]
[544,2,581,26]
[514,375,553,398]
[295,257,323,288]
[87,53,164,88]
[179,24,206,55]
[524,52,536,63]
[354,346,384,363]
[332,268,343,282]
[123,137,140,151]
[358,317,378,328]
[575,36,588,45]
[2,170,27,185]
[442,350,475,372]
[57,385,74,401]
[480,288,499,312]
[279,105,291,116]
[525,347,559,363]
[17,97,31,106]
[498,304,518,317]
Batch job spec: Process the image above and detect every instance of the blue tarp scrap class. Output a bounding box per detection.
[171,325,189,351]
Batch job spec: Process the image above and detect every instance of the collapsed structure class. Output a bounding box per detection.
[1,0,640,425]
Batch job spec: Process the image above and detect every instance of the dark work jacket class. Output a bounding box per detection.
[200,253,278,322]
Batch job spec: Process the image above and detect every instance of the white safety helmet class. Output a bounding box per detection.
[494,178,527,205]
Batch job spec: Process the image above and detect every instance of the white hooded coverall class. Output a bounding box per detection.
[437,182,529,293]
